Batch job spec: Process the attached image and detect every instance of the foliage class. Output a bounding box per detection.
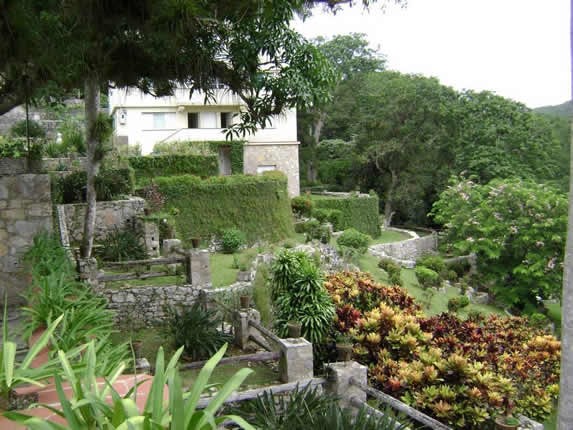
[10,120,46,138]
[414,266,440,290]
[337,228,371,254]
[252,263,273,328]
[229,383,407,430]
[378,258,403,286]
[0,136,27,158]
[447,296,470,313]
[416,254,446,277]
[220,228,247,254]
[302,219,331,244]
[22,233,127,374]
[0,307,63,399]
[129,154,218,185]
[271,249,335,343]
[156,173,294,244]
[312,208,330,223]
[324,271,560,428]
[96,227,148,262]
[60,119,86,155]
[163,303,233,361]
[312,194,380,238]
[291,195,314,217]
[52,168,135,203]
[431,177,567,307]
[6,344,254,430]
[140,182,166,213]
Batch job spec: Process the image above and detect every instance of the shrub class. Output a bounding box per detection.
[291,195,313,217]
[378,258,403,287]
[271,249,335,343]
[163,303,233,361]
[252,263,273,327]
[60,119,86,154]
[0,136,26,158]
[220,228,246,253]
[337,228,371,254]
[313,193,380,238]
[447,296,470,313]
[327,209,343,231]
[10,119,46,138]
[312,208,330,223]
[96,227,147,262]
[140,182,166,213]
[54,168,135,203]
[156,173,293,244]
[415,266,440,289]
[303,220,330,244]
[417,254,446,277]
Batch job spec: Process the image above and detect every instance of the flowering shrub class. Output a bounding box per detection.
[324,271,560,429]
[431,177,567,307]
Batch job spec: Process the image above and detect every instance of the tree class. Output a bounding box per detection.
[432,177,567,309]
[2,0,355,258]
[354,71,459,226]
[298,33,385,182]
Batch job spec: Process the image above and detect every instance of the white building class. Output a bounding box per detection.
[108,86,300,196]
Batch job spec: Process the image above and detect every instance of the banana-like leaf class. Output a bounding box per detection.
[21,314,64,370]
[3,341,17,388]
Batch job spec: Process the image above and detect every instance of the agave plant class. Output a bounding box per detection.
[5,343,255,429]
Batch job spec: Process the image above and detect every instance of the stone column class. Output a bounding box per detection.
[278,337,313,383]
[233,309,261,349]
[143,222,160,258]
[324,361,367,409]
[190,249,211,288]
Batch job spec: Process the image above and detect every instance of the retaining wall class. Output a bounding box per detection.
[369,232,438,262]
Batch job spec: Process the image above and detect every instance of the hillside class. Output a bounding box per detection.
[534,100,573,117]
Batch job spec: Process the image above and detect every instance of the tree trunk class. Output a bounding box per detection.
[80,75,101,258]
[557,3,573,427]
[307,111,326,183]
[383,170,398,228]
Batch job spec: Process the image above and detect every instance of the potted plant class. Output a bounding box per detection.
[286,321,302,338]
[335,333,354,362]
[495,399,520,430]
[239,295,250,309]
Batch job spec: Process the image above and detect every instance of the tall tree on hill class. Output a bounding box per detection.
[557,0,573,426]
[298,33,385,182]
[3,0,390,258]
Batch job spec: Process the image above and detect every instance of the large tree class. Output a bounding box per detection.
[298,33,385,181]
[1,0,363,257]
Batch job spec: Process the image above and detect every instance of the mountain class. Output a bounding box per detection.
[534,100,573,117]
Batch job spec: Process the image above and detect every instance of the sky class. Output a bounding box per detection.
[292,0,570,108]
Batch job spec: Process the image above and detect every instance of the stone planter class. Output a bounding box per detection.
[239,295,250,309]
[236,270,252,282]
[494,417,519,430]
[287,321,302,338]
[336,343,353,362]
[0,158,28,176]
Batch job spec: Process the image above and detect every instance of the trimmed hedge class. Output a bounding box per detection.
[312,194,380,238]
[128,154,218,185]
[52,168,135,204]
[155,172,294,244]
[207,141,244,174]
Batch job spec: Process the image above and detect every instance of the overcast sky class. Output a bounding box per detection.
[292,0,570,108]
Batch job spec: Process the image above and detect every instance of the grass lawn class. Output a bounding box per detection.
[357,253,505,317]
[210,248,258,288]
[371,229,411,244]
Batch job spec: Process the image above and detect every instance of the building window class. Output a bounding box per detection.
[220,112,233,129]
[144,112,176,129]
[188,113,199,128]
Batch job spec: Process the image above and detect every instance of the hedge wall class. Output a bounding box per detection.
[312,194,380,238]
[128,154,218,185]
[155,172,293,244]
[207,141,244,174]
[51,168,135,204]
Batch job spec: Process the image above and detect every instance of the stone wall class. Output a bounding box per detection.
[369,233,438,263]
[243,142,300,197]
[42,157,88,172]
[0,174,52,304]
[58,197,145,243]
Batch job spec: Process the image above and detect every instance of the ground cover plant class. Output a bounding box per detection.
[323,271,560,429]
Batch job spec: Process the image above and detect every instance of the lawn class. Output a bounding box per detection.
[371,229,411,244]
[357,253,505,317]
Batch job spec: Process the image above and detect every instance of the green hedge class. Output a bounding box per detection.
[312,193,380,238]
[128,154,218,185]
[52,168,135,204]
[207,141,244,174]
[155,172,293,244]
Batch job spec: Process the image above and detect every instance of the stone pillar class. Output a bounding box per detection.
[278,337,313,383]
[190,250,211,287]
[162,238,181,257]
[233,309,261,349]
[77,257,99,288]
[143,222,160,258]
[324,361,367,409]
